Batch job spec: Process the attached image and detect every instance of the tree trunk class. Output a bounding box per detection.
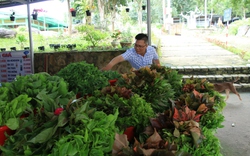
[243,7,246,19]
[67,0,72,36]
[97,0,105,28]
[136,0,143,32]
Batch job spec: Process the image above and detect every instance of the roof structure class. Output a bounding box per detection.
[0,0,48,9]
[0,1,67,31]
[0,13,67,31]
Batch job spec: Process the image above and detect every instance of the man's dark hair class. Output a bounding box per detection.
[135,33,148,44]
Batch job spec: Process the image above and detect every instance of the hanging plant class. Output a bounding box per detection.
[32,9,38,20]
[86,10,91,16]
[70,8,76,17]
[10,12,15,21]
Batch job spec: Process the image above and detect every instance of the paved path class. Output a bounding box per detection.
[215,92,250,156]
[159,33,248,67]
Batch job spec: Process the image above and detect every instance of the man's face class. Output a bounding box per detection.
[134,40,148,56]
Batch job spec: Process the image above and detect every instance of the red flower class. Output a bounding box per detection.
[70,8,75,12]
[109,79,117,86]
[54,108,64,116]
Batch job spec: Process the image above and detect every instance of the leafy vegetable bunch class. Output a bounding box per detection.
[56,61,108,97]
[120,66,175,113]
[102,70,122,81]
[0,72,74,127]
[112,77,226,155]
[85,87,155,132]
[150,65,183,97]
[1,96,119,155]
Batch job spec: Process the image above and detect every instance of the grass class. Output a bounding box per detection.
[203,18,250,61]
[0,33,116,52]
[0,27,162,53]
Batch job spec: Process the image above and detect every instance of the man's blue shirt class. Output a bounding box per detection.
[121,46,159,69]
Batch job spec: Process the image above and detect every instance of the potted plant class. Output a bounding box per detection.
[120,29,133,48]
[86,10,91,16]
[111,30,121,48]
[125,7,130,12]
[142,5,146,10]
[10,11,15,21]
[70,8,76,17]
[85,5,95,16]
[32,9,38,20]
[38,46,45,51]
[0,48,6,51]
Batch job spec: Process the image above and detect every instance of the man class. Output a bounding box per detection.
[102,33,160,70]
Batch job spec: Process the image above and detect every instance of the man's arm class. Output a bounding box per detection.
[153,59,161,66]
[101,55,125,71]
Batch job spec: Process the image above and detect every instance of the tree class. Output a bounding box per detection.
[230,0,250,19]
[172,0,197,14]
[105,0,127,31]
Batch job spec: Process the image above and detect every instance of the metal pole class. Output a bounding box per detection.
[27,1,34,73]
[205,0,207,29]
[146,0,151,45]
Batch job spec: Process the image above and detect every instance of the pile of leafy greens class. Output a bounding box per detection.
[0,62,226,156]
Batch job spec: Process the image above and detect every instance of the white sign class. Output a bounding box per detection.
[0,50,32,82]
[224,8,232,22]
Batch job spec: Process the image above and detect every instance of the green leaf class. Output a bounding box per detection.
[57,111,68,127]
[6,118,19,130]
[59,142,70,155]
[28,127,55,143]
[67,143,78,155]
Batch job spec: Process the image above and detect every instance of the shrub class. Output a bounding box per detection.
[76,25,109,47]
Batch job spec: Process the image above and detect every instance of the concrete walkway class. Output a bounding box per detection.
[159,33,248,67]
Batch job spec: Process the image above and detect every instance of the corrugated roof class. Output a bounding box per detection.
[0,1,67,29]
[0,0,49,9]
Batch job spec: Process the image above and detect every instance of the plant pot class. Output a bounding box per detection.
[49,44,55,48]
[120,42,132,48]
[71,11,76,17]
[10,16,15,21]
[123,126,135,142]
[111,40,119,48]
[38,46,45,51]
[86,10,91,16]
[109,79,118,86]
[67,44,73,50]
[32,14,38,20]
[10,47,16,51]
[142,5,146,10]
[54,44,60,50]
[0,125,15,146]
[0,48,6,52]
[125,8,130,12]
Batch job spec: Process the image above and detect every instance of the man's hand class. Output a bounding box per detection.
[101,55,125,71]
[101,65,112,71]
[153,59,161,66]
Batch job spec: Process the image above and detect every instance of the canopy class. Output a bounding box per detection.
[0,0,48,9]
